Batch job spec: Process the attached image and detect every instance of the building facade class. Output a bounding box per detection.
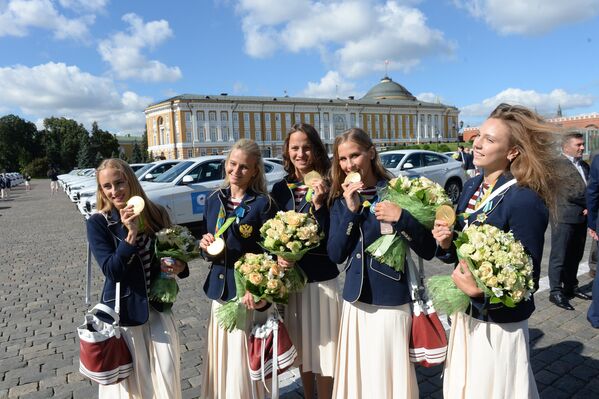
[145,77,460,159]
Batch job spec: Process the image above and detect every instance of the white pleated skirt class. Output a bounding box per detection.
[443,312,539,399]
[98,308,182,399]
[285,278,341,377]
[201,301,266,399]
[332,301,418,399]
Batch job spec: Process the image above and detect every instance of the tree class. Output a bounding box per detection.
[141,126,150,162]
[131,141,143,163]
[42,117,89,172]
[94,151,104,168]
[77,133,92,168]
[89,121,119,160]
[0,114,38,172]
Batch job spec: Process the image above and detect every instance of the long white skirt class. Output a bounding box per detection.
[99,308,182,399]
[201,301,266,399]
[286,278,341,377]
[332,301,418,399]
[443,312,539,399]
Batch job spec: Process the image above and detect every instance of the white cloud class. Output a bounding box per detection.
[0,62,152,134]
[460,88,595,118]
[232,81,249,94]
[98,13,182,82]
[0,0,93,40]
[235,0,455,78]
[58,0,109,13]
[417,92,445,104]
[453,0,599,35]
[300,71,357,98]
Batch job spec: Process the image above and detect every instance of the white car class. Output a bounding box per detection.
[82,156,286,225]
[379,150,467,203]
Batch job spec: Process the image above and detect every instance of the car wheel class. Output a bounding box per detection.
[445,179,462,204]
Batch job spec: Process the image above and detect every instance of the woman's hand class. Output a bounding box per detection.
[310,179,330,210]
[120,205,139,244]
[241,291,267,310]
[161,257,187,275]
[374,200,402,223]
[277,257,295,270]
[452,260,483,297]
[199,233,215,251]
[432,220,453,249]
[341,181,363,213]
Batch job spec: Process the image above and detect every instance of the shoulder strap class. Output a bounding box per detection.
[476,178,517,212]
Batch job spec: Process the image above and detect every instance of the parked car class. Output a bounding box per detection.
[379,150,466,203]
[82,156,286,225]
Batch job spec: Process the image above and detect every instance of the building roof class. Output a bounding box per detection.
[361,76,416,101]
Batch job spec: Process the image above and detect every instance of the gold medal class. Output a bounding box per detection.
[303,171,322,187]
[126,196,145,215]
[435,204,456,226]
[206,237,225,256]
[344,172,361,184]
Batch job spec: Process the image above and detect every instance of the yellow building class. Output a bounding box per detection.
[145,76,460,159]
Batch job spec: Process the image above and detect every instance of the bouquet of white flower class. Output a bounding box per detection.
[427,223,535,315]
[259,210,323,261]
[366,176,451,272]
[149,225,199,309]
[215,253,306,331]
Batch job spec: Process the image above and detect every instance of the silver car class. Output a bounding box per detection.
[379,149,467,203]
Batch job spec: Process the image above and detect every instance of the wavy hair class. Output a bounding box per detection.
[488,103,563,215]
[96,158,171,234]
[221,139,268,195]
[282,123,331,181]
[328,128,393,206]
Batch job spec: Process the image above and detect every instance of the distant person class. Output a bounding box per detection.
[588,149,599,279]
[25,174,31,190]
[48,168,59,196]
[463,147,476,177]
[0,174,6,200]
[548,132,591,311]
[456,145,466,163]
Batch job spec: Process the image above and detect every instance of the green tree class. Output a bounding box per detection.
[141,126,149,162]
[0,114,38,171]
[89,121,119,160]
[131,141,143,163]
[94,151,104,168]
[77,133,92,168]
[42,117,89,172]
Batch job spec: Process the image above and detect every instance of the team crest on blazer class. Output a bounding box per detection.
[239,224,253,238]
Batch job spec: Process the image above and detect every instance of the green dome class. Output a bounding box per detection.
[362,76,416,101]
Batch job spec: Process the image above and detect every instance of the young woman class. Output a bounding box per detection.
[270,123,340,399]
[327,128,437,399]
[199,139,277,399]
[86,158,189,399]
[432,104,561,398]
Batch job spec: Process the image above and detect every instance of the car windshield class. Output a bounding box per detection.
[380,153,405,169]
[153,161,194,183]
[134,163,154,177]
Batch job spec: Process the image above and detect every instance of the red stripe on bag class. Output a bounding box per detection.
[409,311,448,368]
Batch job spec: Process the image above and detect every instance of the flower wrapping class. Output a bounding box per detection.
[259,210,324,262]
[215,253,307,331]
[427,223,535,316]
[148,225,199,308]
[366,176,451,272]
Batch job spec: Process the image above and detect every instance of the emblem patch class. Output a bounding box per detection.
[239,224,253,238]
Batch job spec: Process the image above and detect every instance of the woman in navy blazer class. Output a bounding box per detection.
[199,139,276,399]
[270,123,340,399]
[327,128,437,399]
[433,104,562,399]
[86,158,189,399]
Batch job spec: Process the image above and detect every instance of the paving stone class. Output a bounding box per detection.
[7,382,38,398]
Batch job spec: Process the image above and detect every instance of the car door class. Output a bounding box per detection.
[420,153,450,185]
[170,160,225,224]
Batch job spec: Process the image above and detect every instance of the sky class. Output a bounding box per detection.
[0,0,598,136]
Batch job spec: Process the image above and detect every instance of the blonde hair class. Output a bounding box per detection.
[96,158,171,234]
[488,103,563,215]
[328,128,393,206]
[221,139,268,195]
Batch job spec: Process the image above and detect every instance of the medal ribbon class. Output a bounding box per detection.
[214,201,246,238]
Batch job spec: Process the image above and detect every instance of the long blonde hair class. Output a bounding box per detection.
[96,158,171,234]
[488,103,563,215]
[221,139,268,195]
[328,128,393,206]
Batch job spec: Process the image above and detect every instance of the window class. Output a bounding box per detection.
[185,161,224,183]
[295,113,301,123]
[244,113,250,122]
[233,113,239,122]
[275,113,280,122]
[210,127,217,142]
[185,129,191,143]
[265,114,271,123]
[233,128,240,141]
[380,153,405,169]
[209,111,217,121]
[185,112,191,122]
[264,163,274,173]
[423,153,447,166]
[254,113,261,123]
[404,153,423,168]
[285,114,291,126]
[187,149,193,158]
[221,111,228,121]
[222,127,229,142]
[197,112,204,121]
[350,113,356,127]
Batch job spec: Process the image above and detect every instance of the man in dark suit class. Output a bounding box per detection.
[549,132,591,310]
[463,147,476,177]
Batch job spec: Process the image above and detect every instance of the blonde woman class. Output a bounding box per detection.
[86,158,188,398]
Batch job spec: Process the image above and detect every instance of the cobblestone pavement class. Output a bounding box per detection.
[1,181,598,398]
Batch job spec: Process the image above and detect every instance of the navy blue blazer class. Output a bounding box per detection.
[436,174,549,323]
[202,187,277,301]
[327,180,437,306]
[270,178,339,283]
[587,155,599,231]
[86,208,190,326]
